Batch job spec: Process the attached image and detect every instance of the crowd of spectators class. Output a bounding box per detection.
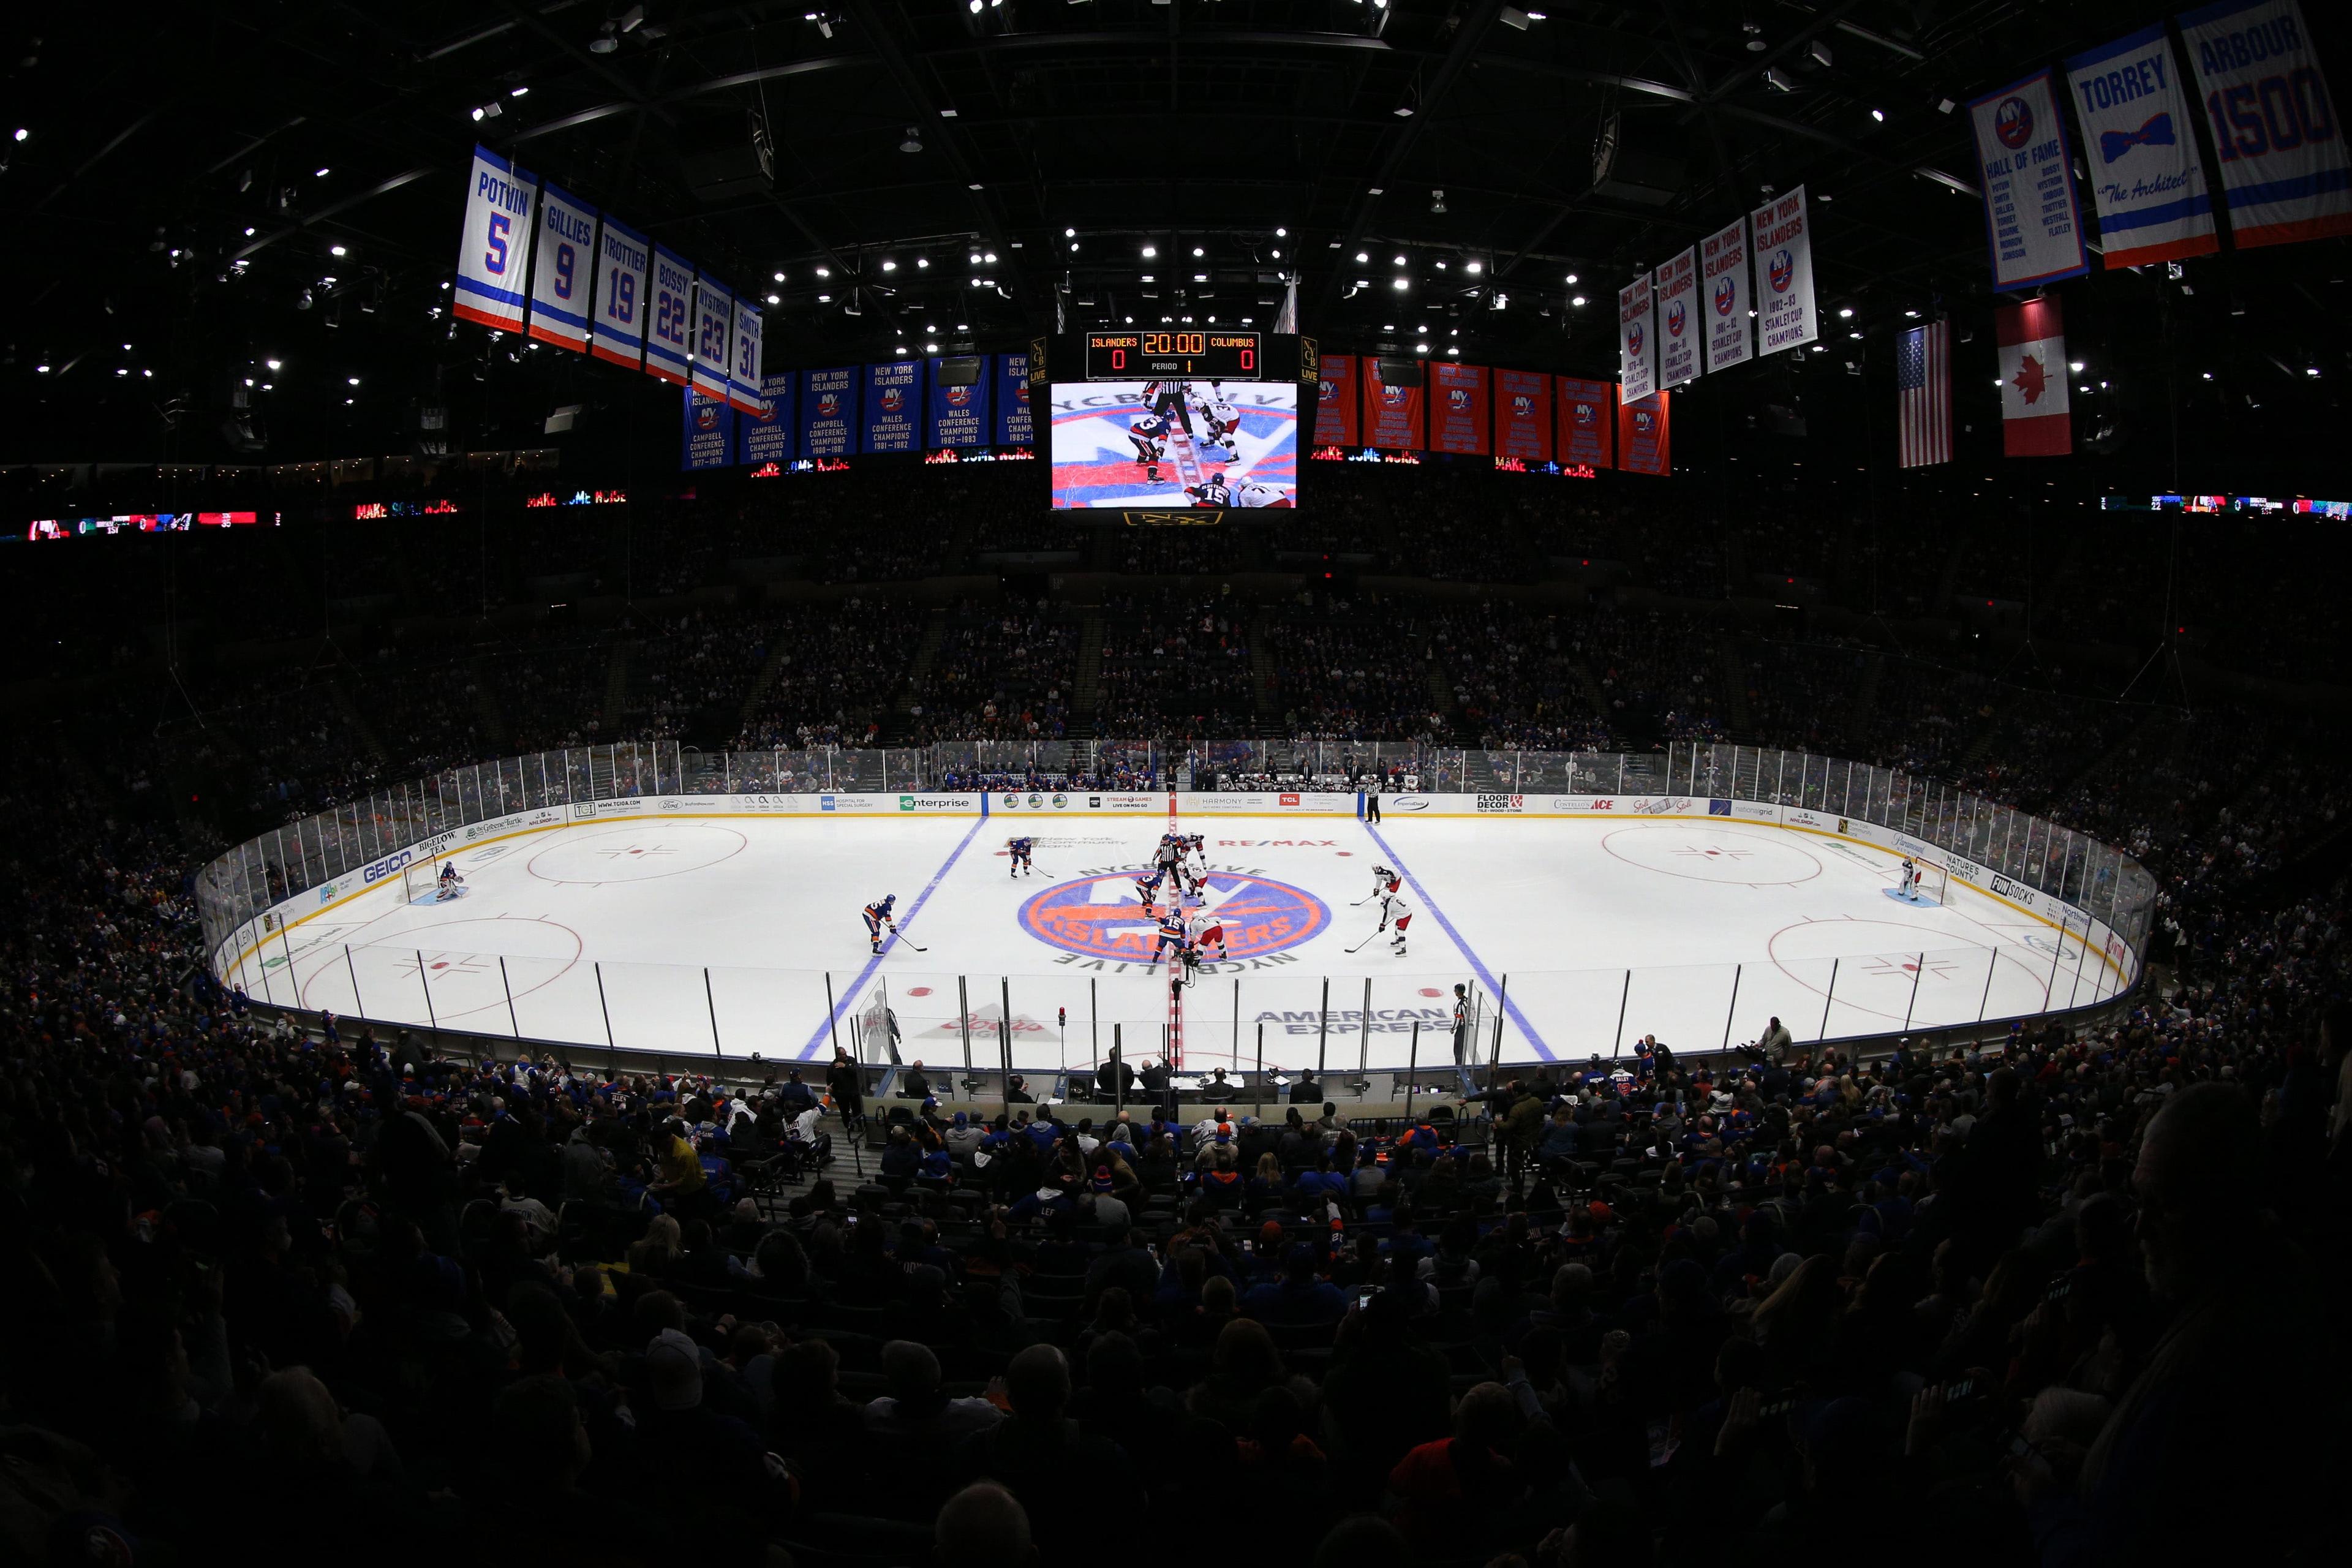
[2,752,2346,1565]
[909,603,1077,744]
[1095,593,1258,737]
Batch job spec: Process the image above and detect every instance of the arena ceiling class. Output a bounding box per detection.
[2,0,2348,473]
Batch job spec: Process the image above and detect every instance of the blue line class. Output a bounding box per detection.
[797,814,989,1060]
[1362,822,1558,1062]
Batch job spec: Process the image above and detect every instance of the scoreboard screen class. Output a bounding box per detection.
[1085,330,1263,380]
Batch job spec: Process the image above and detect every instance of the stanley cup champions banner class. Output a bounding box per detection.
[525,181,597,352]
[453,146,537,334]
[1700,216,1752,374]
[589,215,650,370]
[2178,0,2352,248]
[1618,275,1657,400]
[1654,248,1700,388]
[1967,70,2093,289]
[690,280,733,402]
[728,299,766,415]
[2065,25,2220,267]
[1751,187,1819,357]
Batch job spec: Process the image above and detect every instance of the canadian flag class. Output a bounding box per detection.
[1996,296,2070,458]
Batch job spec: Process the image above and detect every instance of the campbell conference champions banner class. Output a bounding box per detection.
[1968,70,2093,290]
[2065,24,2220,268]
[2178,0,2352,249]
[682,386,735,471]
[739,373,796,467]
[800,366,856,459]
[1618,275,1657,400]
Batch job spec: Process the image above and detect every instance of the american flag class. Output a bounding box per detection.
[1896,318,1952,469]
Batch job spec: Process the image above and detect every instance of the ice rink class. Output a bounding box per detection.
[244,810,2120,1076]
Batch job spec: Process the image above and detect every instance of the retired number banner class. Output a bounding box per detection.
[728,300,766,415]
[589,216,650,370]
[525,181,597,352]
[1968,70,2093,289]
[644,249,696,386]
[1618,276,1657,400]
[690,280,733,402]
[2178,0,2352,248]
[453,145,537,334]
[2065,25,2220,267]
[1700,217,1752,374]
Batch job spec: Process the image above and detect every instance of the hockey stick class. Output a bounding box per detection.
[1345,927,1388,954]
[892,931,929,953]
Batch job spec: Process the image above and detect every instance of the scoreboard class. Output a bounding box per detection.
[1041,331,1312,385]
[1084,330,1263,380]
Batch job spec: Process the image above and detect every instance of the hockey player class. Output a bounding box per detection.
[1151,910,1188,970]
[1370,864,1400,900]
[1201,381,1241,456]
[1144,380,1194,435]
[1129,413,1172,484]
[1378,885,1415,956]
[1899,856,1920,899]
[1183,833,1209,888]
[1186,472,1234,508]
[1229,477,1291,509]
[1007,835,1036,878]
[437,861,465,899]
[861,894,900,955]
[1191,906,1228,963]
[1134,869,1167,912]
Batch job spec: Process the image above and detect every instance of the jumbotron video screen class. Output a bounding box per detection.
[1049,379,1298,508]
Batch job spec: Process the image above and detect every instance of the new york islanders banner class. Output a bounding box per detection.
[1969,70,2092,289]
[1430,362,1490,454]
[739,373,796,467]
[1701,217,1752,374]
[926,360,990,449]
[2179,0,2352,248]
[1556,377,1615,469]
[524,181,596,352]
[995,355,1035,445]
[1315,355,1360,446]
[689,280,733,402]
[682,386,735,472]
[862,360,921,453]
[2065,26,2219,267]
[453,145,537,334]
[1654,248,1700,388]
[1618,276,1657,400]
[801,367,856,459]
[1997,296,2071,457]
[1618,388,1670,477]
[1751,187,1820,357]
[728,300,766,415]
[644,248,696,386]
[1362,358,1425,448]
[589,215,649,370]
[1495,370,1551,462]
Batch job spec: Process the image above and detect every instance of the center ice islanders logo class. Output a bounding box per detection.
[1994,95,2034,149]
[1020,872,1329,962]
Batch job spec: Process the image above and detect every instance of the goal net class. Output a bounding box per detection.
[401,857,441,904]
[1898,858,1948,906]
